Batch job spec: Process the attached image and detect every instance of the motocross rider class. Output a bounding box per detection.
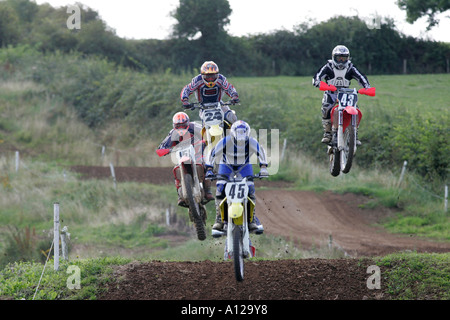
[157,112,215,207]
[205,120,269,233]
[180,61,239,127]
[312,45,371,145]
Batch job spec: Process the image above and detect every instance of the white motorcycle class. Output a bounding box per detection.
[185,101,234,157]
[157,142,207,241]
[209,170,265,282]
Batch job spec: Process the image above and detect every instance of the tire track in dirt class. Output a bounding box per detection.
[255,189,450,256]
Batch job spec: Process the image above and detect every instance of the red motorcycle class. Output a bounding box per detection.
[319,82,376,176]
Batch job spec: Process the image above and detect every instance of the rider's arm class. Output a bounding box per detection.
[157,131,174,150]
[348,64,371,89]
[217,74,239,101]
[180,75,202,102]
[249,138,268,167]
[312,62,333,87]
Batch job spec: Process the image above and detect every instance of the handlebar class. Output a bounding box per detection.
[205,173,268,181]
[182,100,236,110]
[318,81,376,96]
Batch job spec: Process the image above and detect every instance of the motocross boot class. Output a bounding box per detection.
[176,187,188,208]
[203,178,215,203]
[212,198,224,230]
[248,195,263,234]
[356,128,361,146]
[321,119,332,144]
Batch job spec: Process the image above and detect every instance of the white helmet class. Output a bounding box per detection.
[332,45,350,70]
[230,120,251,143]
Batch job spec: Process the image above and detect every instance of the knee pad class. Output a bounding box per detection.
[248,184,255,199]
[224,110,237,125]
[321,103,333,119]
[216,181,226,198]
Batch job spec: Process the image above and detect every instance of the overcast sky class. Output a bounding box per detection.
[35,0,450,42]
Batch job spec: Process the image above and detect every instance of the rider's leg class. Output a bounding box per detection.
[223,106,237,128]
[239,164,263,233]
[355,108,361,146]
[321,94,335,144]
[247,183,262,232]
[176,185,188,208]
[203,178,215,202]
[212,180,226,230]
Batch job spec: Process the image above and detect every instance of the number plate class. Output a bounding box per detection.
[225,182,249,202]
[203,109,223,125]
[338,92,358,107]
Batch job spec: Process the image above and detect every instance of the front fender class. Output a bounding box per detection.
[209,124,223,137]
[344,106,358,115]
[229,202,243,219]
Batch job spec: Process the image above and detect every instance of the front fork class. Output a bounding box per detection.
[337,110,357,151]
[225,203,252,260]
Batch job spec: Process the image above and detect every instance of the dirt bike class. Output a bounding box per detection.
[208,169,265,282]
[156,142,207,241]
[184,101,235,156]
[319,82,376,176]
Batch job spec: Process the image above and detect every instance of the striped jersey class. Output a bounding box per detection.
[206,136,268,169]
[312,60,370,89]
[180,74,239,104]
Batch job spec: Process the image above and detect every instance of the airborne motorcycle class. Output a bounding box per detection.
[319,81,376,176]
[209,169,265,282]
[184,101,234,156]
[157,142,207,241]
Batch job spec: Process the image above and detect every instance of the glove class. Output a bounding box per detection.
[259,166,269,177]
[231,97,240,105]
[182,98,191,108]
[205,168,215,179]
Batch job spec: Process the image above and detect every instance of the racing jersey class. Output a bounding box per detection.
[205,136,268,169]
[158,122,203,149]
[312,60,371,89]
[180,74,239,104]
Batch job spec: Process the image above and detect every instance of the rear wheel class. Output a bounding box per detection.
[233,226,244,282]
[185,174,206,241]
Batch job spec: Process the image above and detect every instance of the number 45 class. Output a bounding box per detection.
[229,183,246,199]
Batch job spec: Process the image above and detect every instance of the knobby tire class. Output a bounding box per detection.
[341,125,355,174]
[185,174,206,241]
[233,226,244,282]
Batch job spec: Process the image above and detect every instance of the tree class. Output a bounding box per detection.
[0,2,20,47]
[171,0,232,40]
[171,0,232,60]
[397,0,450,30]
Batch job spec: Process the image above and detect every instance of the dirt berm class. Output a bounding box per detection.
[70,166,450,300]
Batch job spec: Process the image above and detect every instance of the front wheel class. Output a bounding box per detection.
[329,148,341,177]
[233,226,244,282]
[341,125,355,174]
[184,174,206,241]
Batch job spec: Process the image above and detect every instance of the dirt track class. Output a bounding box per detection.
[70,166,450,300]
